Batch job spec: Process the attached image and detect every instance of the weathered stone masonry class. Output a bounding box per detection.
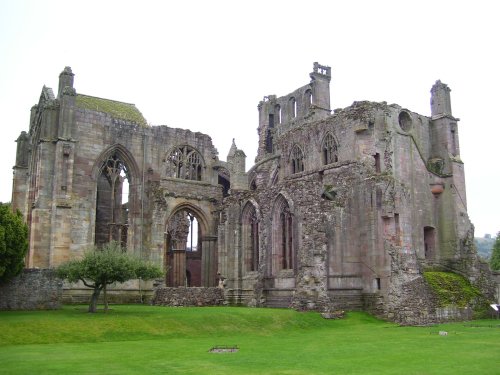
[0,269,62,310]
[12,64,493,322]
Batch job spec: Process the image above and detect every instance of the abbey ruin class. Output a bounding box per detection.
[12,64,493,323]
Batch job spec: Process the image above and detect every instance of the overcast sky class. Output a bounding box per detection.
[0,0,498,237]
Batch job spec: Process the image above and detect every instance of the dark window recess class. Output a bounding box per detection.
[374,153,381,173]
[269,114,274,128]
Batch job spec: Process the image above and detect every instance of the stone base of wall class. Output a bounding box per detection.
[152,287,225,307]
[62,279,156,305]
[0,269,62,310]
[363,293,386,318]
[387,275,476,325]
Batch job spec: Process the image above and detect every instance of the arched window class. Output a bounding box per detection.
[424,226,436,259]
[166,146,203,181]
[322,133,338,164]
[242,203,259,272]
[273,195,294,272]
[291,145,304,174]
[305,89,313,110]
[95,152,130,248]
[275,104,282,124]
[290,97,297,118]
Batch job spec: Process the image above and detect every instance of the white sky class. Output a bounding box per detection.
[0,0,498,237]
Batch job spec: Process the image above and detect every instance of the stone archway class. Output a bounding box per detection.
[92,145,140,250]
[165,205,217,287]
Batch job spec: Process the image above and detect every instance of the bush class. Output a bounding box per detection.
[0,203,28,283]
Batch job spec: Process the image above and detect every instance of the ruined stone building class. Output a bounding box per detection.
[12,64,491,322]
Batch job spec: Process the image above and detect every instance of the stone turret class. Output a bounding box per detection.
[309,62,332,112]
[430,80,452,118]
[227,139,247,190]
[256,62,332,162]
[57,66,74,98]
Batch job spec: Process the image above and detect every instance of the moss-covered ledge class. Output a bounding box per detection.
[423,271,487,315]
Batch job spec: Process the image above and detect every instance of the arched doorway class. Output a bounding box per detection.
[424,226,436,259]
[165,205,217,287]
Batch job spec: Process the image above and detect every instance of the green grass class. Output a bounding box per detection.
[0,305,499,374]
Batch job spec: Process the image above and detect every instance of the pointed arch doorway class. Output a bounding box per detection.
[165,205,217,287]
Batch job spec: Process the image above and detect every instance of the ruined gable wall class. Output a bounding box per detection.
[48,99,222,266]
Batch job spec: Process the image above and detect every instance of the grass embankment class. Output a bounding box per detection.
[0,305,499,374]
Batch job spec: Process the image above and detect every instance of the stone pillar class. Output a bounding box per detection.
[167,212,190,287]
[202,236,218,287]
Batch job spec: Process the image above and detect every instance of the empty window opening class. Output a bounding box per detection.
[242,203,259,272]
[398,111,413,132]
[323,133,338,165]
[275,105,281,124]
[269,114,274,129]
[218,175,230,197]
[305,89,313,110]
[250,178,257,191]
[166,146,203,181]
[450,126,457,156]
[266,129,273,153]
[186,213,199,252]
[376,277,381,290]
[424,226,436,259]
[290,97,297,118]
[374,153,381,173]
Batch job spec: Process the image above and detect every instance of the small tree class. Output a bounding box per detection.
[490,232,500,271]
[0,202,29,283]
[56,242,163,312]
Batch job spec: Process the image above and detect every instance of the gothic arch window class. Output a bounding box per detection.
[95,152,130,248]
[305,89,313,110]
[273,195,294,272]
[322,133,338,164]
[291,144,304,174]
[166,146,203,181]
[306,89,312,105]
[275,104,282,124]
[289,97,297,118]
[424,226,436,259]
[242,202,259,272]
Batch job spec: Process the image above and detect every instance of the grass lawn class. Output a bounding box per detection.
[0,305,499,374]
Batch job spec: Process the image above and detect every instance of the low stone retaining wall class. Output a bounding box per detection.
[62,279,156,305]
[386,276,476,325]
[152,287,225,307]
[0,269,62,310]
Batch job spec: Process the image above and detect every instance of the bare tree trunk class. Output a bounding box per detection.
[103,283,109,312]
[88,286,102,313]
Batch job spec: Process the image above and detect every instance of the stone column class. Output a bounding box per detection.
[201,236,218,287]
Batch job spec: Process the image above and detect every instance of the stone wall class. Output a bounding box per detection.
[384,275,474,325]
[0,269,62,310]
[152,287,225,306]
[62,279,156,305]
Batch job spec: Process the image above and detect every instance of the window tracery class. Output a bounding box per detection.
[291,145,304,174]
[322,133,338,164]
[166,146,203,181]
